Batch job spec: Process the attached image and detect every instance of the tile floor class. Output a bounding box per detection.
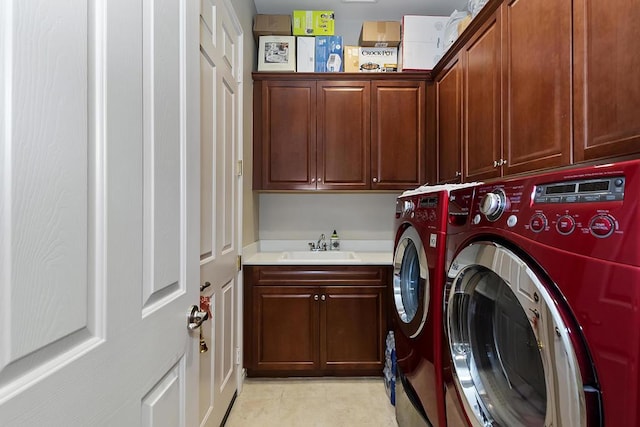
[224,377,399,427]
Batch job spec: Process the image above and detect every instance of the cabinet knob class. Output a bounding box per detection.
[314,294,319,301]
[311,178,316,183]
[321,295,326,301]
[493,160,499,168]
[501,159,508,166]
[455,171,461,177]
[372,177,378,183]
[317,178,322,183]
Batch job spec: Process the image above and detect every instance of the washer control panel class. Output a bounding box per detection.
[534,176,625,204]
[467,161,640,265]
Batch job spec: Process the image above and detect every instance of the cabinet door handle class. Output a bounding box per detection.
[314,294,319,301]
[321,295,326,301]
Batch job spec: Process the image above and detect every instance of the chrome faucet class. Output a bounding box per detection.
[308,233,327,251]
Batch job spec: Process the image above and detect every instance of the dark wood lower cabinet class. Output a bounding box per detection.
[244,265,390,377]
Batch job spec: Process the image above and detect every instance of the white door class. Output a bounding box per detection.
[0,0,201,425]
[198,0,243,425]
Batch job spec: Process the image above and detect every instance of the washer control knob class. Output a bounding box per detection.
[479,189,507,221]
[403,200,414,215]
[507,215,518,228]
[529,213,547,233]
[556,215,576,235]
[589,214,615,238]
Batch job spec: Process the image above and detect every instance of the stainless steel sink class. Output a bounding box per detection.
[278,251,361,262]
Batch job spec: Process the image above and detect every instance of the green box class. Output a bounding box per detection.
[292,10,335,36]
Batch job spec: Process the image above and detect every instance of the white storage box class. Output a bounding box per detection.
[400,15,449,71]
[296,37,315,72]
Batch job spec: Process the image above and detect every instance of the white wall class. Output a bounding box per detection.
[258,193,401,240]
[230,0,259,246]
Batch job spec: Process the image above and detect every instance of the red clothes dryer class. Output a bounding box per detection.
[442,160,640,426]
[393,183,480,427]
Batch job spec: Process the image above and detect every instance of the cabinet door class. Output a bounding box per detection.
[250,285,320,373]
[437,56,463,183]
[317,81,371,190]
[321,285,386,375]
[464,13,502,181]
[259,81,317,190]
[371,80,426,189]
[502,0,571,174]
[573,0,640,162]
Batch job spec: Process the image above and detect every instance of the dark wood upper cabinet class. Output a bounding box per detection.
[435,0,574,181]
[317,81,370,190]
[464,13,501,182]
[436,55,462,183]
[501,0,572,174]
[253,73,428,191]
[371,80,426,189]
[573,0,640,162]
[255,80,317,190]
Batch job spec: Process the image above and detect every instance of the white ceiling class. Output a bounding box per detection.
[253,0,468,21]
[253,0,469,45]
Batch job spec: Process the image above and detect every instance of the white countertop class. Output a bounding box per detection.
[242,240,394,266]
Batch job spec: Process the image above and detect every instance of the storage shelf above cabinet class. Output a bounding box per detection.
[252,72,431,81]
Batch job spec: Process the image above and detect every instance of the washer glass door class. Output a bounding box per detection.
[445,241,588,427]
[393,226,429,338]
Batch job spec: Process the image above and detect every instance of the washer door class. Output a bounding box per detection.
[393,226,429,338]
[445,241,591,427]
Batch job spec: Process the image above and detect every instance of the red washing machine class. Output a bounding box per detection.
[441,160,640,426]
[393,183,481,427]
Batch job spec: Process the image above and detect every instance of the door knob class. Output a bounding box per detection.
[200,281,211,292]
[187,305,209,330]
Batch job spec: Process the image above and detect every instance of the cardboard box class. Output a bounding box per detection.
[400,15,449,70]
[296,37,315,73]
[315,36,343,72]
[253,14,291,42]
[293,10,335,36]
[359,21,401,47]
[358,47,398,72]
[343,45,360,72]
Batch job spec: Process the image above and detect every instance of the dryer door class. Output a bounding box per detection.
[393,226,429,338]
[444,241,597,427]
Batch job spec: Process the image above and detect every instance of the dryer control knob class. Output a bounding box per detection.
[529,213,547,233]
[556,215,576,235]
[480,189,507,221]
[589,214,615,238]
